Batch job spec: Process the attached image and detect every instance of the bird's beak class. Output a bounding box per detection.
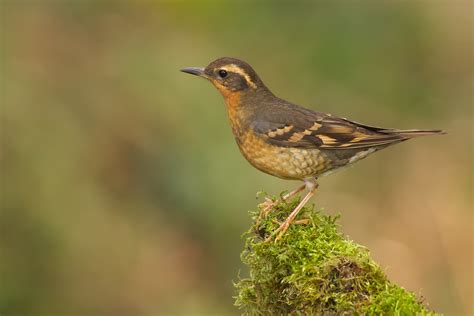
[180,67,207,78]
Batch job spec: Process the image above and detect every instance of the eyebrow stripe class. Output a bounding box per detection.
[222,64,257,89]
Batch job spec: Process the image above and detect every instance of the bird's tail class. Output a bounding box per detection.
[382,129,446,139]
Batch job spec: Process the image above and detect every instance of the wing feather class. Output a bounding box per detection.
[251,103,406,150]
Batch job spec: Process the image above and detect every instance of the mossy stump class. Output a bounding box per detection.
[234,194,437,315]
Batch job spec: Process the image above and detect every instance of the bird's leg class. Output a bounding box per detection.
[258,184,306,220]
[267,189,315,242]
[293,219,310,225]
[272,219,310,225]
[266,179,319,242]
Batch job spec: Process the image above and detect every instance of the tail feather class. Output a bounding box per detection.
[381,129,446,138]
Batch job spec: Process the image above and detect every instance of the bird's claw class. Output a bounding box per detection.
[264,218,310,242]
[257,197,279,224]
[258,197,276,211]
[263,219,291,243]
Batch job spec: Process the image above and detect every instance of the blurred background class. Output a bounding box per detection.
[1,1,472,315]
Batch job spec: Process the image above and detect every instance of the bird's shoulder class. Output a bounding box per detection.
[250,98,404,150]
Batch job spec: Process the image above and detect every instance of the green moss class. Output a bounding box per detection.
[234,194,438,315]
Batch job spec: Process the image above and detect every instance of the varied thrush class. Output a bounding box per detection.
[181,57,444,241]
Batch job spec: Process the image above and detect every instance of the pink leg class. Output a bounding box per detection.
[266,180,319,242]
[258,184,306,220]
[281,184,307,201]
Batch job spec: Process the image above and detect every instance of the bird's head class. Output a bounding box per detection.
[181,57,267,97]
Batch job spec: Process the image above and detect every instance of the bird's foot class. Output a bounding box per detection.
[271,219,309,226]
[294,219,310,225]
[257,197,279,222]
[257,184,306,224]
[265,218,310,242]
[265,218,291,243]
[264,184,317,242]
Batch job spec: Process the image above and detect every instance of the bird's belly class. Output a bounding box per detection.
[237,131,331,180]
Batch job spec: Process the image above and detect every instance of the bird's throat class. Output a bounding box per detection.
[221,91,248,142]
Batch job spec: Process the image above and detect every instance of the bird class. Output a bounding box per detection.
[181,57,444,241]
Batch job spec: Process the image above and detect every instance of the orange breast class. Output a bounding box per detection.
[237,130,331,180]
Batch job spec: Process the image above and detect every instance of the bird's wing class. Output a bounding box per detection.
[251,104,405,150]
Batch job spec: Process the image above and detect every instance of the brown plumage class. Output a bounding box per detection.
[181,57,445,241]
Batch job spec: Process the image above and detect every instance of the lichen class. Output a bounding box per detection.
[234,194,438,315]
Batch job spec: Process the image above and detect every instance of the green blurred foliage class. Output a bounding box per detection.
[1,1,472,315]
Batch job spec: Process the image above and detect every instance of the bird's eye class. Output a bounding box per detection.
[218,69,228,78]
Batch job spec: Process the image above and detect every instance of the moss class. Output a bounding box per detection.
[234,194,438,315]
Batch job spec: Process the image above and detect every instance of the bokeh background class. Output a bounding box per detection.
[2,1,473,315]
